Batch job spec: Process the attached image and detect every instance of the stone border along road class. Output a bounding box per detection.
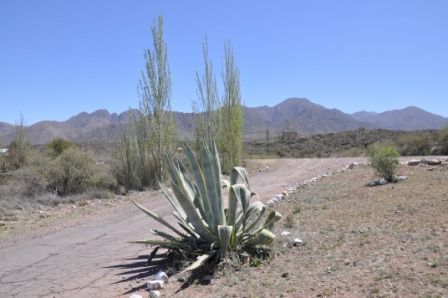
[0,157,442,297]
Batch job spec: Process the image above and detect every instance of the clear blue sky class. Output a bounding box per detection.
[1,0,447,124]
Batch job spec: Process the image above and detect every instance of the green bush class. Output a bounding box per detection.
[368,145,400,182]
[47,147,94,196]
[47,138,73,156]
[439,127,448,155]
[396,133,432,156]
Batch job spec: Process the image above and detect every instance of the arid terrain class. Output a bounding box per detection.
[0,156,446,297]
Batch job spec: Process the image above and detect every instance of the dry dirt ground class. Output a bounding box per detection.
[0,157,446,297]
[166,161,448,298]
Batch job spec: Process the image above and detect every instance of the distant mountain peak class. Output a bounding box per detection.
[1,98,447,144]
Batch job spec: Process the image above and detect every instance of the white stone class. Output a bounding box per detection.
[267,200,275,207]
[149,290,161,298]
[407,159,420,166]
[281,231,291,237]
[379,178,388,185]
[293,238,303,245]
[129,294,143,298]
[155,271,169,283]
[147,280,164,290]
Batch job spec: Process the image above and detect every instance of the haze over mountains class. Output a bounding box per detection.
[1,98,447,145]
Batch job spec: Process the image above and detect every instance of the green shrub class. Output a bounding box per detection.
[368,145,400,182]
[47,138,73,156]
[439,127,448,155]
[47,147,94,196]
[396,133,432,156]
[134,140,282,273]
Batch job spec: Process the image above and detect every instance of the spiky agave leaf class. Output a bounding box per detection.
[243,229,276,246]
[181,251,216,273]
[133,201,186,238]
[217,225,233,256]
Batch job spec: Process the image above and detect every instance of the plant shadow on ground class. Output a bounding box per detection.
[106,248,216,295]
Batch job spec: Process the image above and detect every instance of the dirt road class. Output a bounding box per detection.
[0,157,371,297]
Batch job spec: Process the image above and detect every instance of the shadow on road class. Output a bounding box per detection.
[104,250,170,294]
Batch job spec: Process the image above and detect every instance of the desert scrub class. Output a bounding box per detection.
[47,138,73,157]
[47,147,94,196]
[134,140,282,273]
[368,145,400,182]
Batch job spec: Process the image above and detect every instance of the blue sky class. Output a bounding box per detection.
[1,0,447,124]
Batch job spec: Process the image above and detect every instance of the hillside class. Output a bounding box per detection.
[1,98,447,144]
[352,106,448,130]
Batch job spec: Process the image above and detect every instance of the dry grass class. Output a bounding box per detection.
[162,163,448,297]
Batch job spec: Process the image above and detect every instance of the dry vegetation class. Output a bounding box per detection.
[158,162,448,297]
[245,128,446,159]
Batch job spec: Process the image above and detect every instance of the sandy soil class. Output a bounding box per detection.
[0,157,444,297]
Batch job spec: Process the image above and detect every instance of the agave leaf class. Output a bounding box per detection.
[151,229,177,241]
[132,239,189,250]
[181,251,216,273]
[243,229,276,247]
[230,184,251,230]
[262,211,282,229]
[133,201,186,238]
[243,201,267,234]
[159,183,187,219]
[227,184,238,225]
[200,140,225,227]
[169,181,216,241]
[217,225,233,255]
[230,167,250,188]
[183,144,214,226]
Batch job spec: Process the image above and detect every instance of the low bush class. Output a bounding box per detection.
[368,145,400,182]
[396,133,432,156]
[47,147,94,196]
[47,138,73,157]
[439,127,448,155]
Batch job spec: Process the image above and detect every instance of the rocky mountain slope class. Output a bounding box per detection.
[1,98,447,144]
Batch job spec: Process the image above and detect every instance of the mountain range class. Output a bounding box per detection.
[0,98,447,145]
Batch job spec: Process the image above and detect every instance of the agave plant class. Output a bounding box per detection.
[133,140,282,272]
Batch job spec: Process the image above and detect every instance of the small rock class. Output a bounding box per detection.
[407,159,420,166]
[293,238,303,246]
[177,276,186,283]
[394,175,408,182]
[425,159,442,166]
[155,271,168,283]
[147,280,164,290]
[281,272,289,278]
[149,290,161,298]
[348,162,359,169]
[267,200,275,207]
[200,274,212,285]
[117,185,127,195]
[280,231,291,237]
[379,178,388,185]
[129,294,142,298]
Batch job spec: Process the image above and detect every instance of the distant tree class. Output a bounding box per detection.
[7,115,29,169]
[138,15,177,184]
[218,41,243,174]
[192,38,220,148]
[116,16,176,190]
